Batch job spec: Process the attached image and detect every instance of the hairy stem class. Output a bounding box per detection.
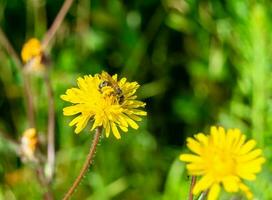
[42,0,75,49]
[189,176,196,200]
[62,127,103,200]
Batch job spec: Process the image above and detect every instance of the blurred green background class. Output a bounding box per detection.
[1,0,272,199]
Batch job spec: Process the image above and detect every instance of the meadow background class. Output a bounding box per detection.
[0,0,272,199]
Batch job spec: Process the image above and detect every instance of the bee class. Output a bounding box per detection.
[98,71,124,104]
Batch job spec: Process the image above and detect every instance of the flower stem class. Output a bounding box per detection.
[0,28,36,128]
[42,0,75,49]
[23,73,36,128]
[189,176,196,200]
[44,71,55,182]
[62,127,103,200]
[36,165,54,200]
[0,28,22,69]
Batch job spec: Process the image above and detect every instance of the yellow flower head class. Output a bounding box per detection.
[21,38,44,71]
[180,126,265,200]
[61,71,147,139]
[21,128,38,161]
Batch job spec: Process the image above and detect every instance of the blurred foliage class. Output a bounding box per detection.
[1,0,272,199]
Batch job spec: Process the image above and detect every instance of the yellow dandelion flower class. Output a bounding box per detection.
[180,126,265,200]
[21,38,42,63]
[21,128,38,161]
[21,38,44,71]
[61,71,147,139]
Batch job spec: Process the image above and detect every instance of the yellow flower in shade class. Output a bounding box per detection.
[21,38,44,71]
[61,71,147,139]
[180,126,265,200]
[21,128,38,161]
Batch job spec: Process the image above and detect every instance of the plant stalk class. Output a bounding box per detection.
[44,71,55,182]
[0,27,36,128]
[62,127,103,200]
[42,0,75,49]
[189,176,196,200]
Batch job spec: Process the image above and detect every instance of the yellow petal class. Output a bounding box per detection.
[119,125,128,132]
[111,122,121,139]
[193,174,213,195]
[105,122,110,137]
[187,138,202,155]
[126,117,139,129]
[222,176,239,192]
[91,116,103,131]
[74,114,91,134]
[118,115,129,127]
[179,154,202,162]
[127,114,142,121]
[186,168,204,176]
[239,183,253,199]
[61,88,83,103]
[227,128,241,148]
[112,74,118,81]
[77,77,88,91]
[237,157,265,176]
[232,129,244,150]
[239,140,256,155]
[217,126,226,147]
[119,77,127,85]
[130,109,147,116]
[208,183,221,200]
[187,163,205,172]
[236,170,256,180]
[194,133,208,146]
[63,104,83,116]
[210,126,220,146]
[237,149,262,162]
[225,129,236,148]
[69,115,82,126]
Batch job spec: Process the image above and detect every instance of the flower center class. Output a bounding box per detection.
[207,147,236,178]
[99,83,124,104]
